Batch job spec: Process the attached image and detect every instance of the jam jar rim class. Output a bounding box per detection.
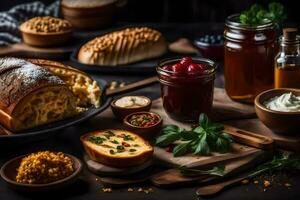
[225,14,274,31]
[156,57,217,78]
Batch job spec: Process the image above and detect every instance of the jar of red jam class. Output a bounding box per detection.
[224,14,276,103]
[157,57,217,122]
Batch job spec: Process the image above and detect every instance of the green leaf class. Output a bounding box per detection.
[161,125,182,133]
[207,123,224,132]
[173,142,191,157]
[155,132,181,147]
[199,113,209,128]
[180,130,199,141]
[179,166,225,177]
[194,133,210,155]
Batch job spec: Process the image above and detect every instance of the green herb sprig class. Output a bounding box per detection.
[155,113,233,157]
[247,152,300,178]
[240,2,286,28]
[179,166,225,177]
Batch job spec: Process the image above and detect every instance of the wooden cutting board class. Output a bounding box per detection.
[0,42,76,59]
[92,94,268,169]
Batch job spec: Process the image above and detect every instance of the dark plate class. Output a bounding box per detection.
[0,153,83,192]
[70,47,186,74]
[0,79,111,144]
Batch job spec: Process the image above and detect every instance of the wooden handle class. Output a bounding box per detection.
[196,175,246,196]
[0,46,22,57]
[105,76,158,97]
[224,125,274,150]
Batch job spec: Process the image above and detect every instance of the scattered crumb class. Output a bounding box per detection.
[284,183,292,187]
[127,188,134,192]
[263,188,267,192]
[102,188,112,193]
[264,180,271,187]
[254,180,259,184]
[138,188,143,192]
[241,179,249,184]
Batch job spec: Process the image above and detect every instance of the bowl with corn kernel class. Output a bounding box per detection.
[0,151,82,191]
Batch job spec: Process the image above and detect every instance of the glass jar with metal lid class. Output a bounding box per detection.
[224,14,277,103]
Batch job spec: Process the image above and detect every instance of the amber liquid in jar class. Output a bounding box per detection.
[275,28,300,89]
[275,64,300,88]
[224,14,276,103]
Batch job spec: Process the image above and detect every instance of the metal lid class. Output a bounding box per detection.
[225,14,274,31]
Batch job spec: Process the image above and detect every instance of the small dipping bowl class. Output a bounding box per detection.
[123,111,163,140]
[255,88,300,134]
[0,153,83,192]
[193,36,224,61]
[111,96,152,120]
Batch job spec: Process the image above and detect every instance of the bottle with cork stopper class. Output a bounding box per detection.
[275,28,300,88]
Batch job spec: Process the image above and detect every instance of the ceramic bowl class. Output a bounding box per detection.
[61,0,120,29]
[19,29,72,47]
[193,38,224,61]
[255,88,300,134]
[111,96,152,120]
[0,153,83,192]
[123,111,163,140]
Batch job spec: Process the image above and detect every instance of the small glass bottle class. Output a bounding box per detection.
[275,28,300,88]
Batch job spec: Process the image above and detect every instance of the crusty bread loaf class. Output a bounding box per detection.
[78,27,167,66]
[81,129,153,167]
[0,57,77,132]
[27,59,101,108]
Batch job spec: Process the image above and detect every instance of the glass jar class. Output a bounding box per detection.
[224,14,276,103]
[156,58,217,122]
[275,28,300,88]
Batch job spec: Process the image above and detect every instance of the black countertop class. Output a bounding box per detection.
[0,23,300,200]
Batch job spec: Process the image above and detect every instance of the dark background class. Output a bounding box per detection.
[1,0,299,23]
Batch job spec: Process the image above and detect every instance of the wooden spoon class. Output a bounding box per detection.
[196,173,248,196]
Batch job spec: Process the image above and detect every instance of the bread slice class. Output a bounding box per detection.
[81,129,153,167]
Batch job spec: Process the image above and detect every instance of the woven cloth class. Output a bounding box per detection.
[0,1,59,46]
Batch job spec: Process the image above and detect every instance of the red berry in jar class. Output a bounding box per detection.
[162,65,172,71]
[198,63,208,71]
[172,63,186,73]
[180,57,193,66]
[187,63,202,73]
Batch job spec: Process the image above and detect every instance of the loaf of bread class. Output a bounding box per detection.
[27,59,101,108]
[81,129,153,167]
[0,58,77,132]
[78,27,167,66]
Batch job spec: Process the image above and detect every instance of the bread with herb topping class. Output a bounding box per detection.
[80,129,153,167]
[78,27,167,66]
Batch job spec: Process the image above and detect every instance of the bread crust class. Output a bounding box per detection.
[78,27,167,66]
[81,129,154,167]
[0,57,77,132]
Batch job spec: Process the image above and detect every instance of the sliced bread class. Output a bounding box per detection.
[81,129,153,167]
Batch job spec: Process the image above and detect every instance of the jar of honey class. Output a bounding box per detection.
[275,28,300,89]
[224,14,276,103]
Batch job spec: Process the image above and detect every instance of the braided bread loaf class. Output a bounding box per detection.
[78,27,167,66]
[0,58,77,132]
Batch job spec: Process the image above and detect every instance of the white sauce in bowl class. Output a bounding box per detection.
[114,96,150,108]
[264,92,300,112]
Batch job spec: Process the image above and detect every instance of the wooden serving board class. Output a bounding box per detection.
[0,42,76,59]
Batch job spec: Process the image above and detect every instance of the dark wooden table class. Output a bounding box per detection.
[1,23,300,200]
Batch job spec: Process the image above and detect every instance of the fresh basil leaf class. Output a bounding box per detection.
[207,123,224,132]
[155,132,181,147]
[161,125,182,133]
[215,137,229,153]
[193,126,204,134]
[180,130,199,141]
[173,142,190,157]
[194,133,210,155]
[199,113,209,128]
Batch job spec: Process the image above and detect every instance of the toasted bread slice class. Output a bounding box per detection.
[81,129,153,167]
